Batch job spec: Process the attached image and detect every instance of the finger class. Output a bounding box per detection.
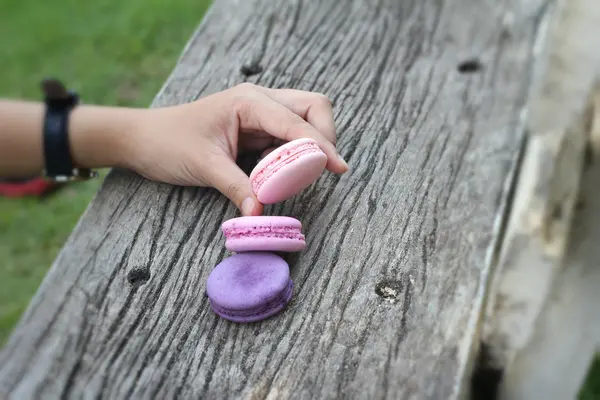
[255,88,337,146]
[205,155,263,216]
[235,93,348,173]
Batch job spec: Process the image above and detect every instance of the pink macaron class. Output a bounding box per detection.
[250,138,328,204]
[222,216,306,252]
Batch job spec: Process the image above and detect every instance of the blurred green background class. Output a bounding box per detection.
[0,0,211,338]
[0,0,598,398]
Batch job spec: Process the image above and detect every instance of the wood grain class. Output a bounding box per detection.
[0,0,552,398]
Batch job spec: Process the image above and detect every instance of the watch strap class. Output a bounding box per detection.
[41,79,96,181]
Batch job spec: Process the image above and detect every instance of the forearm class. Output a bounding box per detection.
[0,101,45,176]
[0,100,142,177]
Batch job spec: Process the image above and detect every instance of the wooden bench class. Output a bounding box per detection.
[1,0,599,398]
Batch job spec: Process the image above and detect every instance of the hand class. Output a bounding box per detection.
[121,83,349,216]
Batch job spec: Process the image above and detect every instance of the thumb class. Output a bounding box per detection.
[206,156,263,216]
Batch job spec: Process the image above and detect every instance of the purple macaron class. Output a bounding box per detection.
[206,252,293,323]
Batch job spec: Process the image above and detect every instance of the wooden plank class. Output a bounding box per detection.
[0,0,553,398]
[499,87,600,400]
[481,0,600,382]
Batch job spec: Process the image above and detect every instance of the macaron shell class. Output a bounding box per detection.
[226,236,306,252]
[209,280,293,323]
[250,138,319,182]
[206,253,290,311]
[222,216,302,231]
[255,151,327,204]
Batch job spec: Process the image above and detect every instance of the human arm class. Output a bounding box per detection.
[0,83,348,215]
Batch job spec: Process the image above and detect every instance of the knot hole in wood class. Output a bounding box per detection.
[375,279,403,304]
[240,61,263,77]
[127,266,151,288]
[457,58,483,74]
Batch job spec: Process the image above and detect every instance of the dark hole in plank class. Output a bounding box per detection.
[240,62,263,77]
[457,58,483,73]
[127,267,151,287]
[470,341,503,400]
[375,279,403,302]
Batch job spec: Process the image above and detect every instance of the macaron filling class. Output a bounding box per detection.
[223,226,305,240]
[210,279,293,319]
[251,142,322,193]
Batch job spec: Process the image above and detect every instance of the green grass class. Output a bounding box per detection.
[0,0,211,342]
[1,0,211,106]
[582,358,600,400]
[1,0,599,398]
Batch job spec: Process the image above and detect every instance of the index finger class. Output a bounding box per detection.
[255,87,337,146]
[234,92,348,174]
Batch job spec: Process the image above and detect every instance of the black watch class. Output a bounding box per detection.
[41,78,97,182]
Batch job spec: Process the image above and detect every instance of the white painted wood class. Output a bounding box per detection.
[482,0,600,376]
[500,89,600,399]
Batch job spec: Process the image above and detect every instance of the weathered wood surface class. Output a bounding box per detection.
[0,0,553,398]
[481,0,600,385]
[499,89,600,400]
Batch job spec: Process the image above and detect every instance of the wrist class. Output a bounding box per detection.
[68,105,145,170]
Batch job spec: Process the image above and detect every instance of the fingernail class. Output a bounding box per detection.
[338,153,349,171]
[241,197,255,216]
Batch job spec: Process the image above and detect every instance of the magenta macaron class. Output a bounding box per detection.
[206,252,293,323]
[222,216,306,252]
[250,138,328,204]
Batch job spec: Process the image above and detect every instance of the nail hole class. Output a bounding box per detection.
[375,280,402,304]
[457,58,483,73]
[240,62,263,77]
[127,267,150,287]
